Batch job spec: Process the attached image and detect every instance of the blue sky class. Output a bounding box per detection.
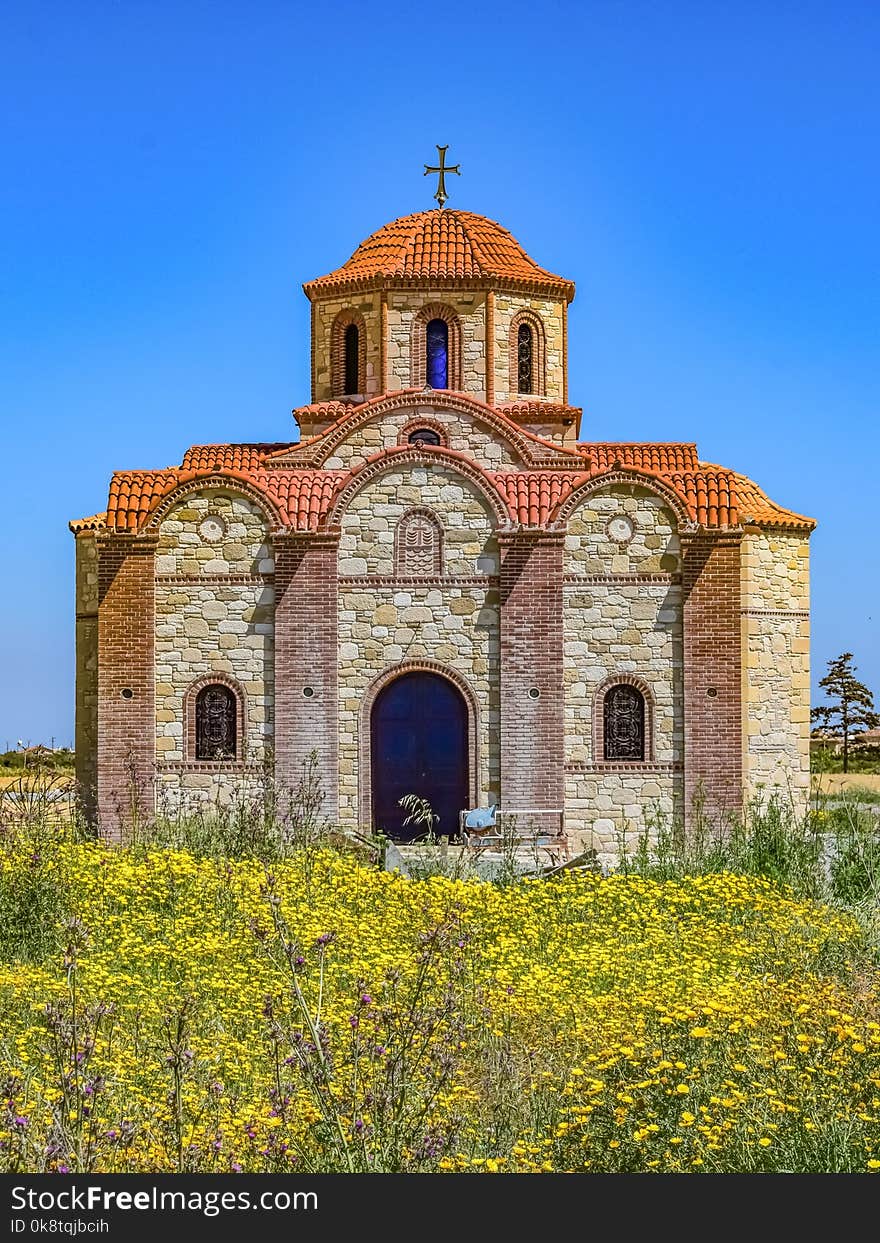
[1,0,878,746]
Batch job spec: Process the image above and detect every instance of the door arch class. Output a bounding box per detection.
[370,671,469,840]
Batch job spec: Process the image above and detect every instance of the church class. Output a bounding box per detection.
[71,168,814,858]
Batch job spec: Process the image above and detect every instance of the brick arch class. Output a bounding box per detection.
[144,473,284,534]
[331,308,367,398]
[411,304,462,390]
[394,507,444,576]
[592,674,655,764]
[324,446,511,530]
[397,416,449,448]
[183,673,248,764]
[552,469,693,530]
[509,309,546,397]
[357,660,481,828]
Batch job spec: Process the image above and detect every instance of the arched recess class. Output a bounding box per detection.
[509,309,546,397]
[592,674,655,764]
[551,469,692,531]
[394,507,444,576]
[411,304,462,390]
[183,673,248,763]
[358,660,481,831]
[144,474,284,535]
[331,309,367,398]
[324,446,510,532]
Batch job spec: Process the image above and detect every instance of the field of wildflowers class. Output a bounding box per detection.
[1,813,879,1174]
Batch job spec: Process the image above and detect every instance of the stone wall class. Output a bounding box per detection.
[493,293,565,403]
[74,533,99,819]
[322,402,523,471]
[336,463,499,828]
[741,529,811,801]
[311,293,382,402]
[385,291,487,397]
[154,491,275,808]
[562,484,684,860]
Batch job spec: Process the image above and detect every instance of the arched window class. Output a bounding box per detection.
[425,318,449,389]
[331,310,365,398]
[344,323,359,395]
[408,427,441,446]
[517,322,533,395]
[509,311,546,397]
[603,684,646,761]
[195,684,238,760]
[395,509,443,576]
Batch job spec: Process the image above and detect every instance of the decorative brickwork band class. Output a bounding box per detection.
[681,532,743,828]
[498,532,565,833]
[96,535,157,837]
[274,534,339,819]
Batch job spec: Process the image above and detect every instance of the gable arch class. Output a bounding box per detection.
[411,304,462,390]
[301,391,560,469]
[324,446,511,530]
[552,469,693,530]
[144,472,284,534]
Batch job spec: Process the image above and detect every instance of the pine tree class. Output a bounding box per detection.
[811,652,879,773]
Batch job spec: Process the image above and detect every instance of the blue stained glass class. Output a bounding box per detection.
[425,318,448,388]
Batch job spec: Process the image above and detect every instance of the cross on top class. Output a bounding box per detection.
[424,144,460,210]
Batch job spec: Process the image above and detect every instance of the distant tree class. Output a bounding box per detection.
[811,652,879,773]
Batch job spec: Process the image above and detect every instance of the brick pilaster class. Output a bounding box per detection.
[274,533,339,819]
[96,535,157,838]
[498,532,565,833]
[681,531,743,828]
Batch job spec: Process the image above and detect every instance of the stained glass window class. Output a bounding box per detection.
[195,684,237,760]
[603,684,645,761]
[344,323,359,395]
[426,318,448,388]
[517,322,533,394]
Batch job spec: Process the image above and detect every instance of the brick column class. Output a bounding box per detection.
[96,535,157,838]
[681,531,743,828]
[274,533,339,819]
[498,532,565,833]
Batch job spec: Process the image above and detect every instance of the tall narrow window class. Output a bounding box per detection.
[517,322,533,394]
[195,684,238,760]
[425,318,449,388]
[344,323,359,395]
[603,684,645,761]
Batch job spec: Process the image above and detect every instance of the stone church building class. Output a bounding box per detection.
[71,207,814,856]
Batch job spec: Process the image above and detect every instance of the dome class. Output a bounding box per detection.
[303,210,574,301]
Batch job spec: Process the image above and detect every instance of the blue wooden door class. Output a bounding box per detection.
[371,672,468,840]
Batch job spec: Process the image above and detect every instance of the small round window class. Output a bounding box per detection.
[408,428,441,446]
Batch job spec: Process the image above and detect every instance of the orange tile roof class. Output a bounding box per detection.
[181,444,291,472]
[719,468,815,531]
[303,210,575,301]
[92,441,813,537]
[491,472,588,527]
[583,443,699,473]
[69,512,107,533]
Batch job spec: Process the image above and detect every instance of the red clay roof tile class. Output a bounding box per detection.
[303,210,574,301]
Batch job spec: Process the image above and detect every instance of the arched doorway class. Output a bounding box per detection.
[371,671,469,840]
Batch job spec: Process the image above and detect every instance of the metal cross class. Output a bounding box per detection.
[424,144,460,209]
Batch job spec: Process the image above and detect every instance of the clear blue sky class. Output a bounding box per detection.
[1,0,878,747]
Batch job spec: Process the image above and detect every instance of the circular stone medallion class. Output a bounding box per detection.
[606,514,635,544]
[199,514,227,543]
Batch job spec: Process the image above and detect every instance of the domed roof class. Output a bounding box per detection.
[303,210,575,301]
